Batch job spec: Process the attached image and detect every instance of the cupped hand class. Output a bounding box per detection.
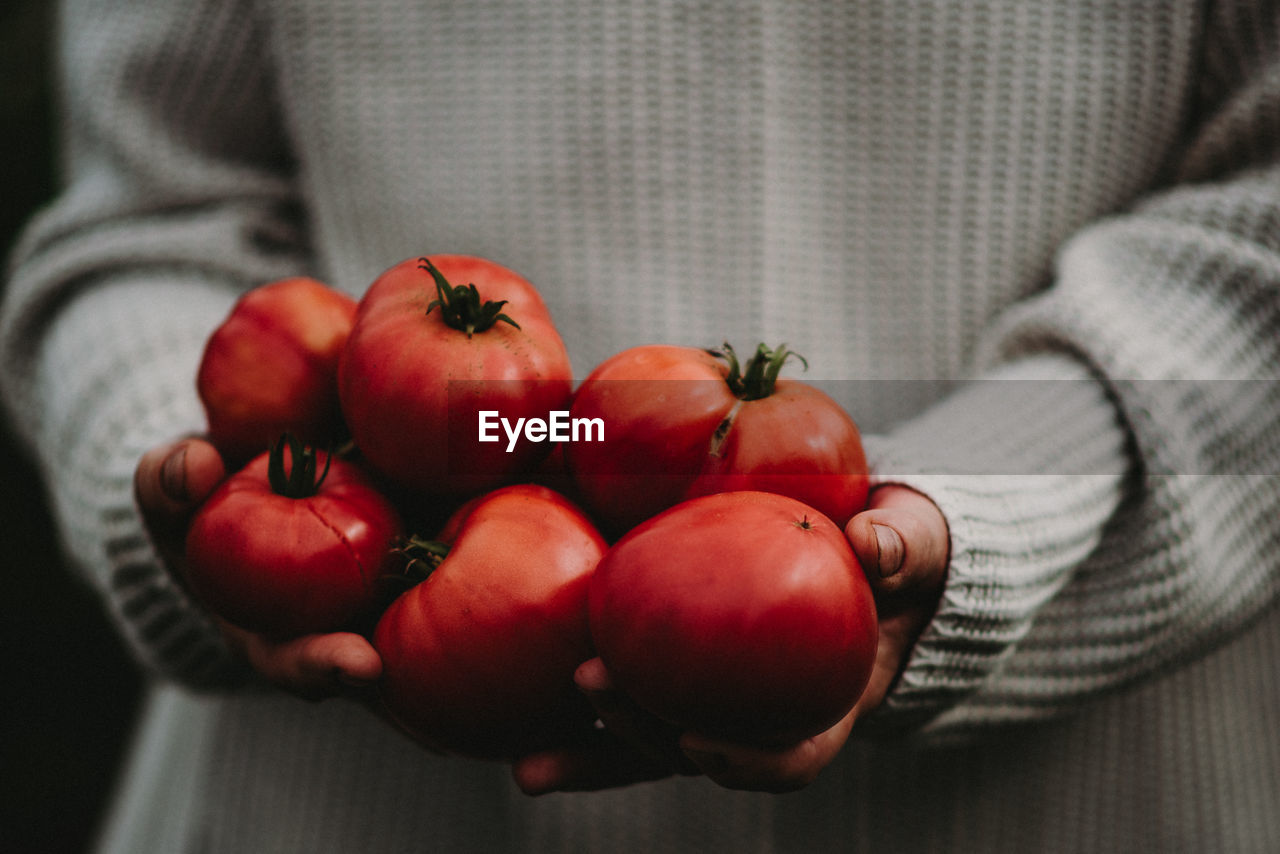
[842,484,950,720]
[512,484,949,795]
[135,437,382,701]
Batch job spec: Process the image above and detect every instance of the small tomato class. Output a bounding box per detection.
[184,435,402,637]
[197,277,357,464]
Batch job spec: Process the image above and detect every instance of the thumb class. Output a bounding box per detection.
[135,438,226,519]
[844,486,950,718]
[135,438,227,567]
[845,485,949,605]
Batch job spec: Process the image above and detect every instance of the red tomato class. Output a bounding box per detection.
[197,277,357,464]
[588,490,878,746]
[339,255,573,494]
[372,484,607,760]
[184,435,403,637]
[567,342,868,535]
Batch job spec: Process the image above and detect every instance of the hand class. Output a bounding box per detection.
[514,658,854,795]
[512,484,949,795]
[842,484,950,720]
[135,437,382,701]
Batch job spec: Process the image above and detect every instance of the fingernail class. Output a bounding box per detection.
[873,523,903,577]
[682,748,727,775]
[160,445,189,503]
[574,659,611,693]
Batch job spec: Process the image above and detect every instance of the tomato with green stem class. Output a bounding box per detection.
[339,255,573,495]
[567,342,869,535]
[184,434,402,637]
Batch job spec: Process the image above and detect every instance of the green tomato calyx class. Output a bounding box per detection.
[419,257,521,338]
[267,432,333,498]
[391,535,452,586]
[710,342,808,401]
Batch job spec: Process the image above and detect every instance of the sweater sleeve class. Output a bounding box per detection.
[866,0,1280,738]
[0,0,312,687]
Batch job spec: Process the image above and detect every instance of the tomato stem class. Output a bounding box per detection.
[709,342,807,401]
[392,535,452,584]
[267,433,332,498]
[419,257,521,338]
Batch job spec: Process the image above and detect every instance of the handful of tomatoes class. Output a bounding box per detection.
[185,254,878,758]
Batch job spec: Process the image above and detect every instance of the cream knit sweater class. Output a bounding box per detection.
[4,0,1280,851]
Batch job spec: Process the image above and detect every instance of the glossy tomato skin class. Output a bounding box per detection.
[566,345,730,532]
[567,344,868,535]
[197,277,357,464]
[686,380,869,522]
[184,449,403,638]
[373,484,607,760]
[589,490,878,747]
[338,255,573,495]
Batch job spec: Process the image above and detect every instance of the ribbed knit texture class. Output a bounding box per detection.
[4,0,1279,851]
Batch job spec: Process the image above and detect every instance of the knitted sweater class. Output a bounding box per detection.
[4,0,1280,851]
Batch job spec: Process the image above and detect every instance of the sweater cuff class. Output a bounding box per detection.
[860,354,1132,733]
[27,274,250,688]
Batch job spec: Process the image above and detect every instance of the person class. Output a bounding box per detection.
[3,0,1278,850]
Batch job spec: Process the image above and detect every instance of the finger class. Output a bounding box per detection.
[845,486,949,604]
[574,658,698,774]
[512,731,677,796]
[225,624,382,702]
[135,438,227,571]
[679,709,856,794]
[848,604,927,718]
[574,658,675,762]
[135,438,226,529]
[842,486,952,719]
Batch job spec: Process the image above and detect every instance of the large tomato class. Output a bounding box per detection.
[197,277,357,464]
[339,255,573,495]
[373,484,606,760]
[588,490,878,746]
[567,342,868,535]
[184,435,403,637]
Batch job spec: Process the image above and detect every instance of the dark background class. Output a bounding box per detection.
[2,4,145,854]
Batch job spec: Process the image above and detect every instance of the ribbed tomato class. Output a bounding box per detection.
[184,435,402,637]
[339,255,572,495]
[567,342,868,535]
[588,490,878,746]
[197,277,356,464]
[373,484,606,760]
